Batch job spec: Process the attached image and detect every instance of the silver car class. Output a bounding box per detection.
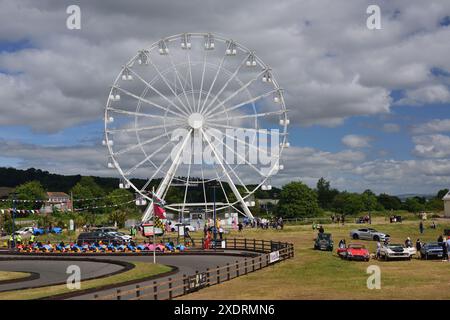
[349,228,390,241]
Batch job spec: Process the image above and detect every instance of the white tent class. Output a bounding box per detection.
[442,191,450,218]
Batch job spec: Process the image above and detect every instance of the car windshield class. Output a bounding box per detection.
[388,244,403,248]
[318,233,331,240]
[348,244,365,249]
[368,228,377,232]
[425,242,442,248]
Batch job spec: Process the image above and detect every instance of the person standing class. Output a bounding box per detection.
[446,237,450,262]
[238,222,243,232]
[419,221,424,234]
[437,234,444,243]
[376,241,381,259]
[442,237,448,261]
[416,239,422,256]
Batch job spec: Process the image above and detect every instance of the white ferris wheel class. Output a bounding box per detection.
[103,33,289,223]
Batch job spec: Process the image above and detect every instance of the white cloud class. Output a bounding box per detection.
[413,134,450,158]
[411,119,450,134]
[342,134,372,148]
[382,123,400,133]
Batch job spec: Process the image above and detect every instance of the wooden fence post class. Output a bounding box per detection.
[259,256,262,269]
[116,289,121,300]
[206,268,210,286]
[216,266,220,284]
[234,238,236,249]
[236,260,240,277]
[136,285,140,299]
[153,281,158,300]
[227,263,230,280]
[252,258,255,272]
[244,258,248,275]
[168,278,172,300]
[253,239,256,251]
[183,274,187,294]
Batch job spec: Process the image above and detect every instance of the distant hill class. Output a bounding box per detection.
[0,167,146,194]
[395,193,434,201]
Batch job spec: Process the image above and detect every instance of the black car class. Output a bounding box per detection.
[420,242,444,260]
[77,231,123,244]
[314,233,333,251]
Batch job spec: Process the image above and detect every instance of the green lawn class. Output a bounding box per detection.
[0,271,30,282]
[0,262,171,300]
[181,218,450,300]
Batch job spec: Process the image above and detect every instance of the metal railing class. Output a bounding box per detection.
[94,238,294,300]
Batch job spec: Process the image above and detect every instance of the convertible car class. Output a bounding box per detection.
[337,243,370,261]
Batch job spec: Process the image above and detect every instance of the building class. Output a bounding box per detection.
[43,192,73,213]
[443,191,450,218]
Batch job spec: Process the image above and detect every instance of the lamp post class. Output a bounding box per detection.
[211,182,220,246]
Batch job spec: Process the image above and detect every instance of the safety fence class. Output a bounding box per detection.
[93,238,294,300]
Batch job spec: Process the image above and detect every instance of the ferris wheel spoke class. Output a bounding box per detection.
[113,131,171,156]
[201,55,247,115]
[127,68,190,118]
[212,164,231,205]
[205,88,278,120]
[203,69,267,118]
[208,109,285,123]
[143,51,193,116]
[114,86,186,119]
[107,122,182,134]
[124,139,173,176]
[165,50,195,113]
[186,51,196,109]
[200,160,208,213]
[180,149,193,218]
[140,152,172,192]
[107,107,182,122]
[197,50,208,112]
[205,122,277,135]
[199,50,228,115]
[202,128,251,196]
[206,129,266,177]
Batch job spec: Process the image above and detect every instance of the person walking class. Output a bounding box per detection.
[437,234,444,243]
[238,222,243,232]
[218,227,224,240]
[419,221,424,234]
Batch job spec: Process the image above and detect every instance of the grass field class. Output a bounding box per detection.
[181,218,450,300]
[0,271,30,282]
[0,262,171,300]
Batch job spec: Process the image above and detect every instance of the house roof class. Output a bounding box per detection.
[47,192,70,198]
[442,191,450,201]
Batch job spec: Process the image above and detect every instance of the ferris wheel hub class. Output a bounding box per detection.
[187,112,204,129]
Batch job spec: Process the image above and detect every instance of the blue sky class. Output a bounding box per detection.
[0,0,449,195]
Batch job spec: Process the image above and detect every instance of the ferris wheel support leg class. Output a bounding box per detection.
[201,129,254,220]
[141,130,193,223]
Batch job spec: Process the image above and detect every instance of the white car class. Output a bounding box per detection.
[169,223,196,233]
[379,244,412,261]
[107,231,132,242]
[14,227,34,235]
[349,228,390,242]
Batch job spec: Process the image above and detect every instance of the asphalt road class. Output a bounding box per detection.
[0,259,124,292]
[0,252,254,299]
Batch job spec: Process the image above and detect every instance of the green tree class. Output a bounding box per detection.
[426,198,444,211]
[436,188,449,199]
[277,181,320,218]
[332,192,364,216]
[13,181,46,210]
[403,198,425,213]
[108,209,128,228]
[316,177,339,209]
[361,189,379,211]
[377,193,402,210]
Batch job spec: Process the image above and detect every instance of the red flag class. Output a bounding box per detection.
[154,204,166,219]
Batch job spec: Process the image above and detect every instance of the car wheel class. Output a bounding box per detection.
[352,234,359,240]
[373,235,380,242]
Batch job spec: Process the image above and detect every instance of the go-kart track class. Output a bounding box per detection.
[0,239,294,300]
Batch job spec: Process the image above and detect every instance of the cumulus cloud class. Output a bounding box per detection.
[413,134,450,158]
[342,134,372,148]
[411,119,450,134]
[382,123,400,133]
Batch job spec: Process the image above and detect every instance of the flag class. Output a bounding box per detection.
[154,203,166,219]
[154,216,165,233]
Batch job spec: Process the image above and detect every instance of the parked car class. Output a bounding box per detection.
[107,231,132,242]
[314,233,333,251]
[169,223,196,233]
[379,243,411,261]
[349,228,390,241]
[337,243,370,261]
[420,242,444,260]
[14,227,34,235]
[77,231,123,244]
